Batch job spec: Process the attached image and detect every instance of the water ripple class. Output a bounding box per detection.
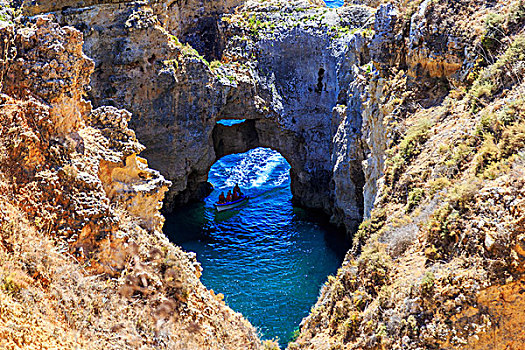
[165,148,349,345]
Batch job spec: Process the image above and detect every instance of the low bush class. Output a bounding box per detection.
[426,204,459,257]
[500,122,525,157]
[406,187,424,212]
[358,245,392,297]
[448,180,481,211]
[399,118,433,161]
[473,134,500,175]
[420,271,436,297]
[471,35,525,107]
[262,339,280,350]
[353,209,387,251]
[482,156,514,179]
[385,119,433,185]
[440,142,474,177]
[343,311,362,341]
[476,111,503,139]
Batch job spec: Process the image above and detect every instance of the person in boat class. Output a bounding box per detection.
[218,192,226,204]
[233,184,242,198]
[226,190,233,202]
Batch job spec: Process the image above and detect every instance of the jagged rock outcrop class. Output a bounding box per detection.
[25,0,373,232]
[289,0,525,349]
[11,0,525,349]
[0,9,265,349]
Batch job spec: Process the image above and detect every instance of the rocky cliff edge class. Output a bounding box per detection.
[0,9,267,350]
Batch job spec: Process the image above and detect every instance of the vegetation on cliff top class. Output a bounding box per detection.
[291,0,525,349]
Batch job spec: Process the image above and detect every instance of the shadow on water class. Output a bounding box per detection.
[164,148,351,346]
[291,207,351,259]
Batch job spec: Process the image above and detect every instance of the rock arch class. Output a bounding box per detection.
[212,118,330,212]
[38,0,371,233]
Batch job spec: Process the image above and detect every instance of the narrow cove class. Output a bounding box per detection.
[164,147,350,345]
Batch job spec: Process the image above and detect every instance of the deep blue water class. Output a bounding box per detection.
[165,147,348,345]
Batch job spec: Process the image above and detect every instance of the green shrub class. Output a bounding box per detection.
[470,81,496,103]
[398,118,433,161]
[473,134,500,175]
[427,204,459,257]
[358,245,392,297]
[406,187,424,212]
[353,209,387,250]
[443,143,474,173]
[500,122,525,157]
[470,35,525,106]
[476,111,503,138]
[471,113,525,177]
[482,157,513,179]
[497,97,525,125]
[385,153,405,185]
[448,180,481,211]
[168,34,181,46]
[407,315,418,331]
[481,13,506,53]
[420,271,435,297]
[209,60,222,70]
[343,311,362,340]
[1,274,23,297]
[428,177,451,195]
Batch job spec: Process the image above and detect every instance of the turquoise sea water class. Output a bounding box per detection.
[164,147,349,345]
[324,0,344,8]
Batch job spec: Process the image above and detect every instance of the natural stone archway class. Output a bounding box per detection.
[212,118,328,212]
[213,114,337,212]
[30,0,373,233]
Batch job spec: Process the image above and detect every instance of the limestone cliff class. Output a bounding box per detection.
[290,0,525,349]
[0,8,265,349]
[25,0,373,232]
[5,0,525,349]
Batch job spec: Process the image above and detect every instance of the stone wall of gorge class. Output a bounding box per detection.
[0,7,266,349]
[290,0,525,349]
[25,0,373,232]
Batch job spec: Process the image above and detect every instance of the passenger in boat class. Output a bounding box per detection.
[218,192,225,204]
[233,183,242,198]
[226,190,233,202]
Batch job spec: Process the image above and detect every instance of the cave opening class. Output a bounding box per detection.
[315,67,325,93]
[164,145,349,346]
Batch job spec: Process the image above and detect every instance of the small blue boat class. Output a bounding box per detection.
[215,195,249,212]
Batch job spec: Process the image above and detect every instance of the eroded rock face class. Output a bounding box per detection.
[215,1,373,230]
[45,2,221,210]
[3,14,169,237]
[288,0,525,349]
[27,0,372,232]
[0,12,264,349]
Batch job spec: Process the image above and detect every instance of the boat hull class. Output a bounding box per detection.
[215,196,249,212]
